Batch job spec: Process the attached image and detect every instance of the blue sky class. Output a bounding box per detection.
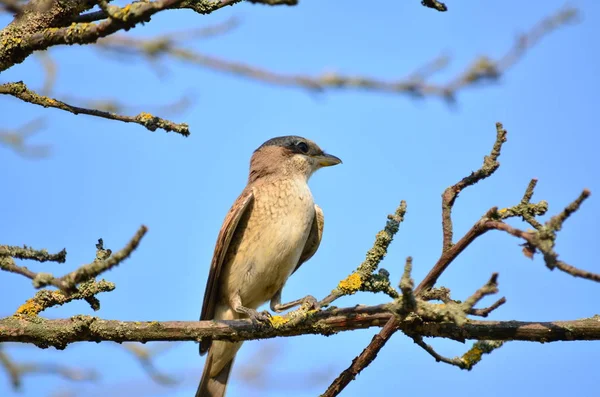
[1,0,599,396]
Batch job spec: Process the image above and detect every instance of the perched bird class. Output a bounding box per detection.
[196,136,342,397]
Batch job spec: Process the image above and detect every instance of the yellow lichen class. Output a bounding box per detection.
[498,208,508,214]
[15,299,43,316]
[269,315,289,328]
[337,273,362,294]
[137,112,154,122]
[461,346,483,369]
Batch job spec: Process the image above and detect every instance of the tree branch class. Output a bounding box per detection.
[321,121,596,396]
[0,344,97,390]
[0,82,190,136]
[440,122,506,250]
[2,310,600,348]
[0,118,50,158]
[0,245,66,263]
[95,7,577,101]
[319,201,407,307]
[0,0,237,72]
[1,226,147,312]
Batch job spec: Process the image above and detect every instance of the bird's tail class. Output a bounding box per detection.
[196,347,236,397]
[196,305,242,397]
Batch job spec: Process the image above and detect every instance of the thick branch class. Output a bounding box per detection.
[2,310,599,348]
[0,82,190,136]
[1,0,184,72]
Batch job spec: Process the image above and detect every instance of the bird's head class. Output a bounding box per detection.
[249,136,342,182]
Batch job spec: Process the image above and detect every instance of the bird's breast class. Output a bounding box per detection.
[223,178,315,308]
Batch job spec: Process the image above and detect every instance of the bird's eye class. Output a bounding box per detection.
[296,141,309,153]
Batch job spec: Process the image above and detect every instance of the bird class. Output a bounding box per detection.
[196,136,342,397]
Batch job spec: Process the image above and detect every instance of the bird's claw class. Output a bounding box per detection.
[248,309,271,324]
[301,295,320,311]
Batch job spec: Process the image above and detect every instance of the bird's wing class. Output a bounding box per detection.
[292,204,324,275]
[199,187,254,354]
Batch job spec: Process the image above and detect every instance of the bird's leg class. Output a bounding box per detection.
[231,294,271,323]
[270,289,320,313]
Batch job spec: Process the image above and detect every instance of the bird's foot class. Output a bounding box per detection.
[236,306,271,324]
[299,295,320,311]
[280,295,321,328]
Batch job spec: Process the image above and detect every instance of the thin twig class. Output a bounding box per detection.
[0,82,190,136]
[469,297,506,317]
[419,286,506,317]
[441,122,507,250]
[411,335,466,368]
[1,226,147,311]
[60,227,148,289]
[15,280,115,316]
[461,273,499,312]
[410,336,504,370]
[0,245,66,263]
[319,201,406,307]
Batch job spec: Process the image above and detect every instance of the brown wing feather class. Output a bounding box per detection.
[199,187,254,355]
[292,204,324,275]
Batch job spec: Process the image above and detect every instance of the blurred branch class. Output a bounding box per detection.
[97,7,577,102]
[0,118,51,158]
[236,343,335,390]
[0,344,96,390]
[0,0,22,15]
[120,343,178,385]
[0,82,190,136]
[35,51,57,95]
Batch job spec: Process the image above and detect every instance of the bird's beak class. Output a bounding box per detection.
[315,153,342,167]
